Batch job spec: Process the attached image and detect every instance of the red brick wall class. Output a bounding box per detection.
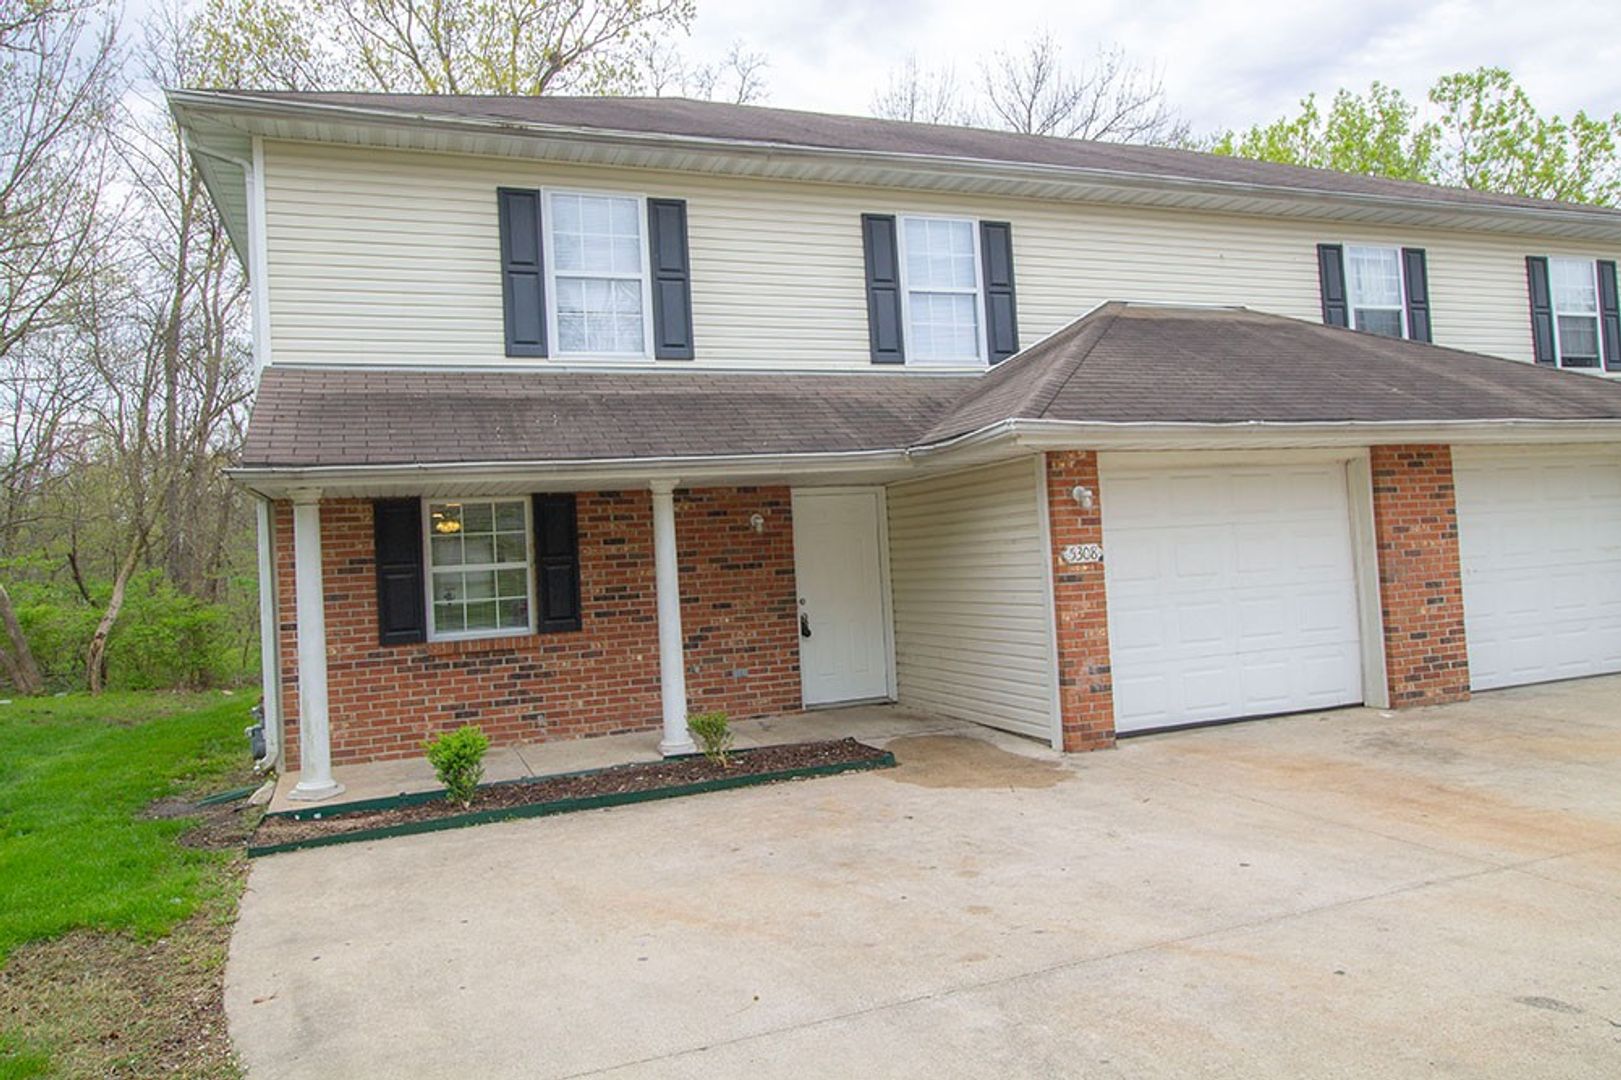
[274,487,800,769]
[1369,445,1471,706]
[1045,451,1116,751]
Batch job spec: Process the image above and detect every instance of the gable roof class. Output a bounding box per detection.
[237,305,1621,475]
[215,92,1584,215]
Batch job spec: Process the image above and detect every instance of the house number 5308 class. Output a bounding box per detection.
[1060,543,1104,565]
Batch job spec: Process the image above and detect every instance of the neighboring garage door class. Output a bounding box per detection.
[1102,460,1365,733]
[1454,449,1621,691]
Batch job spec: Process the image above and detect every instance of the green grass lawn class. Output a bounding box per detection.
[0,690,258,1078]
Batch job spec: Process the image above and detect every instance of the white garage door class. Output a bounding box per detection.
[1102,461,1365,733]
[1454,450,1621,691]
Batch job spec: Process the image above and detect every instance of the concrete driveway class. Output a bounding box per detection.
[227,679,1621,1078]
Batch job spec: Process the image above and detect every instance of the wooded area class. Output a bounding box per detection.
[2,2,1615,695]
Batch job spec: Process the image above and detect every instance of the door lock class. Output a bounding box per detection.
[800,613,812,638]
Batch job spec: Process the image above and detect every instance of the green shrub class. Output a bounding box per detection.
[688,710,733,767]
[424,725,490,808]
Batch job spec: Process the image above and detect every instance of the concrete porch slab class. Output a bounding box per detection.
[268,704,990,814]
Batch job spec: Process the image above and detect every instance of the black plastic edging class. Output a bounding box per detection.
[266,746,789,822]
[248,752,896,857]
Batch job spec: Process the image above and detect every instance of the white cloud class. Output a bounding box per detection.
[685,0,1621,134]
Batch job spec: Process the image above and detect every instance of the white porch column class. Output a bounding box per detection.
[651,480,695,756]
[288,491,344,800]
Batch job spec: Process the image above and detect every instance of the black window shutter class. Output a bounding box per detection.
[1401,248,1431,343]
[1525,256,1556,365]
[980,221,1020,363]
[532,494,581,633]
[1317,244,1349,328]
[1598,260,1621,372]
[647,198,694,360]
[862,214,905,364]
[373,499,425,646]
[498,188,547,358]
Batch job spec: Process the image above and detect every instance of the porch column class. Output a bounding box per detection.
[288,490,344,800]
[650,480,695,756]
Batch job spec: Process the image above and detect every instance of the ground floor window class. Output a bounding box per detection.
[424,498,533,639]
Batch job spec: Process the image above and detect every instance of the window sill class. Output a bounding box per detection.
[423,632,537,657]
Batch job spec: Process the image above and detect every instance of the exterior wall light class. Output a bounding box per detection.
[749,512,766,533]
[1071,485,1095,510]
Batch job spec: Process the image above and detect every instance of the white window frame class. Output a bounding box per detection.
[541,188,655,360]
[422,496,536,642]
[1342,243,1408,339]
[1548,256,1605,370]
[896,214,988,367]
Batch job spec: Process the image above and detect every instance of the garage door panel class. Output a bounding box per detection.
[1456,451,1621,691]
[1103,462,1365,733]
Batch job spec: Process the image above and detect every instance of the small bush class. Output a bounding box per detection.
[688,710,733,767]
[424,725,490,808]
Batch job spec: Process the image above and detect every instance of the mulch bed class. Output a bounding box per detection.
[254,737,890,849]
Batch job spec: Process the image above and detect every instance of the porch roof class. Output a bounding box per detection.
[237,305,1621,482]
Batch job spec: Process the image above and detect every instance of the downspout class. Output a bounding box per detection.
[253,497,282,771]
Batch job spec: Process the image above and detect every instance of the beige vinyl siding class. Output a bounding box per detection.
[262,139,1618,371]
[886,458,1056,741]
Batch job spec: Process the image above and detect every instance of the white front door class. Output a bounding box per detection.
[1455,449,1621,690]
[792,490,892,706]
[1102,460,1365,733]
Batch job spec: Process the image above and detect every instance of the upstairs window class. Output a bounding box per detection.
[546,192,650,357]
[1344,245,1406,338]
[1550,257,1602,368]
[899,216,985,365]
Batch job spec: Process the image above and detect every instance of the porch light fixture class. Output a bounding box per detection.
[1071,485,1095,510]
[749,513,765,533]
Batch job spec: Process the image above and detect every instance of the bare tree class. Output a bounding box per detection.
[634,38,770,104]
[872,32,1189,146]
[0,0,118,693]
[870,54,968,125]
[979,32,1189,145]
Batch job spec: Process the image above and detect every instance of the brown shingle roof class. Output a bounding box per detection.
[922,304,1621,441]
[238,307,1621,471]
[208,92,1612,218]
[240,369,967,468]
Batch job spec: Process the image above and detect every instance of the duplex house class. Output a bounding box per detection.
[169,92,1621,800]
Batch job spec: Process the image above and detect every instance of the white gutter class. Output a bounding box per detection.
[166,90,1621,241]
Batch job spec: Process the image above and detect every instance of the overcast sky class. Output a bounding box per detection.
[683,0,1621,134]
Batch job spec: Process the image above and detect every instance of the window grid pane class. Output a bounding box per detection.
[1558,315,1601,366]
[549,192,646,355]
[1354,307,1404,338]
[427,499,530,637]
[907,291,980,361]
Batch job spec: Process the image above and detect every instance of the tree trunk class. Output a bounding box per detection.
[86,536,144,694]
[0,581,45,695]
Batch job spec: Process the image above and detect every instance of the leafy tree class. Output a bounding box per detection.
[1210,83,1438,183]
[1213,68,1621,206]
[1430,67,1621,205]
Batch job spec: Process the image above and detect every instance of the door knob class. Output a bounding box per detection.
[800,613,812,638]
